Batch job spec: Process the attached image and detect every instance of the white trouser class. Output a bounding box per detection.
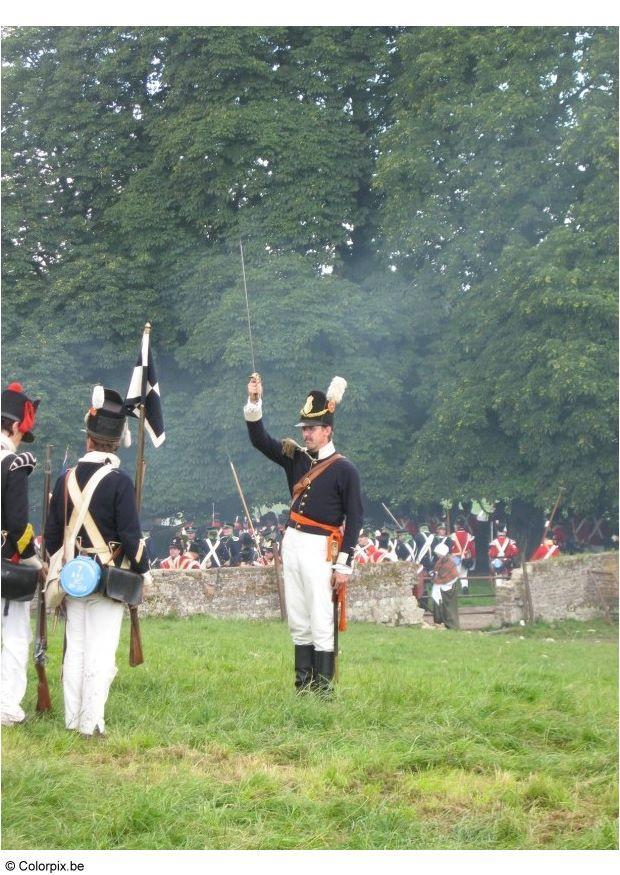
[1,598,32,724]
[63,593,124,735]
[281,527,335,652]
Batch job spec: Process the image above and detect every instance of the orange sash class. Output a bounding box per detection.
[288,510,343,560]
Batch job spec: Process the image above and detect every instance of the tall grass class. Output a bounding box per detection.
[2,617,617,850]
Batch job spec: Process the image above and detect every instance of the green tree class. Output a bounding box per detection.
[375,27,618,529]
[1,26,409,519]
[2,26,617,534]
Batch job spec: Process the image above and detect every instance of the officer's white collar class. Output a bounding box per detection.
[317,441,335,461]
[1,433,16,453]
[79,451,121,468]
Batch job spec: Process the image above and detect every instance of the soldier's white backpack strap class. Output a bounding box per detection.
[402,541,417,561]
[65,467,116,564]
[417,533,434,564]
[497,538,506,558]
[200,539,221,569]
[453,531,473,558]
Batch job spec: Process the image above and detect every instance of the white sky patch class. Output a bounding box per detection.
[3,1,615,26]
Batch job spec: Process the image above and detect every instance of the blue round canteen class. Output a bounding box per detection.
[60,556,102,598]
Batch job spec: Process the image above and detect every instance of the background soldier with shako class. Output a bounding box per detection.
[160,537,183,570]
[1,382,44,726]
[244,374,363,694]
[489,524,519,580]
[45,387,151,737]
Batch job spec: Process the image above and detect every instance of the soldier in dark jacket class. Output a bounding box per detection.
[1,383,43,725]
[216,523,241,567]
[45,387,150,737]
[244,373,363,693]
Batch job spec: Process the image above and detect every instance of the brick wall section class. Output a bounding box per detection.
[145,561,425,626]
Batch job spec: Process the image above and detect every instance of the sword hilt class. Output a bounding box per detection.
[249,372,262,402]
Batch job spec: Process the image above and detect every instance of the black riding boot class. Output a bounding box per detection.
[313,650,335,696]
[294,644,315,691]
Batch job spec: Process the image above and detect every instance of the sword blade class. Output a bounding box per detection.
[239,240,256,375]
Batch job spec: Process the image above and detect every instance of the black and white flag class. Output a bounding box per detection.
[125,325,165,447]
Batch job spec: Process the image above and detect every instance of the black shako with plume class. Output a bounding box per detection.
[124,323,165,447]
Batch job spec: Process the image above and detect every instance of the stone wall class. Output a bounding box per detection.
[145,561,425,626]
[521,551,618,623]
[143,552,618,628]
[494,568,528,626]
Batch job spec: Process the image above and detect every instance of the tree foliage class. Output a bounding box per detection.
[1,26,617,524]
[375,26,618,516]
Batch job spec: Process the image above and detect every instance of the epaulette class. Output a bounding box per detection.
[9,451,37,473]
[282,438,302,459]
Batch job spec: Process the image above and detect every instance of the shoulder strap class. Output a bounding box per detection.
[403,541,417,561]
[291,453,344,504]
[418,533,434,562]
[454,531,472,557]
[65,466,115,563]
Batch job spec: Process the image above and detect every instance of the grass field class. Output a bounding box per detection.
[1,615,617,850]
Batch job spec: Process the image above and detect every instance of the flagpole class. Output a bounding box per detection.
[134,321,151,510]
[130,320,151,669]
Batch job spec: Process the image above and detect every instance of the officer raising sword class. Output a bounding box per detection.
[244,374,363,695]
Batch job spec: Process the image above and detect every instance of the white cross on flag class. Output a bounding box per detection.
[125,325,165,447]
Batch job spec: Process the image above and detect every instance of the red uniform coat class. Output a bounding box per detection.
[355,543,383,564]
[179,554,201,570]
[489,536,519,560]
[160,554,182,570]
[531,544,560,561]
[450,529,476,559]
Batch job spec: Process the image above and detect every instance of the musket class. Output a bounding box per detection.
[382,502,403,530]
[546,488,565,533]
[529,487,565,561]
[331,538,340,683]
[271,539,287,622]
[228,457,287,617]
[228,457,266,562]
[273,540,287,622]
[228,459,257,541]
[34,444,53,712]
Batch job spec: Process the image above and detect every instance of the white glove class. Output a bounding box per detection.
[243,397,263,422]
